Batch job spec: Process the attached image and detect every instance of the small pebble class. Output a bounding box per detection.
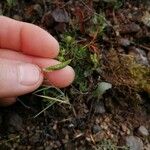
[52,8,70,23]
[92,124,101,134]
[119,38,130,47]
[93,101,106,114]
[128,47,149,65]
[119,23,141,34]
[126,136,144,150]
[138,126,149,137]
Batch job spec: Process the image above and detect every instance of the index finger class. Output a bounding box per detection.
[0,16,59,58]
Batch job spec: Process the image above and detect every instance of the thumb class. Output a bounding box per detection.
[0,58,43,98]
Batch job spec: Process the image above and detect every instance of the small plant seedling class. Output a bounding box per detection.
[43,59,72,72]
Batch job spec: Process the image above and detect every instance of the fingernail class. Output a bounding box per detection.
[19,64,41,86]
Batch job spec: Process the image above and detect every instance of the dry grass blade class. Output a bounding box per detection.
[33,94,70,105]
[33,86,70,118]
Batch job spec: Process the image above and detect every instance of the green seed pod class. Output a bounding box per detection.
[43,59,72,72]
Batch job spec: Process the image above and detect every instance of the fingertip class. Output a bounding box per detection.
[0,58,44,98]
[21,24,60,58]
[48,35,60,58]
[46,65,75,88]
[0,16,59,58]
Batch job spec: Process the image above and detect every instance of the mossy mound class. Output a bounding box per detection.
[102,49,150,93]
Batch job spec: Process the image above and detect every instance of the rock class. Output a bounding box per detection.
[5,112,23,133]
[93,101,106,114]
[128,47,149,65]
[119,38,130,47]
[125,136,144,150]
[52,8,70,23]
[92,125,101,134]
[119,23,141,34]
[138,126,149,137]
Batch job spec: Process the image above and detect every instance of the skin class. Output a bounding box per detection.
[0,16,75,106]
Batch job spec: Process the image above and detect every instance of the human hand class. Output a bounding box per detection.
[0,16,75,106]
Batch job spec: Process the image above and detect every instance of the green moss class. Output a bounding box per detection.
[96,139,129,150]
[102,49,150,94]
[129,59,150,94]
[6,0,17,7]
[58,33,100,92]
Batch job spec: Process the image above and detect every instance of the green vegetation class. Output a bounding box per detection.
[1,0,149,149]
[103,0,123,9]
[87,13,107,38]
[58,33,100,92]
[34,12,107,116]
[35,9,150,115]
[43,59,72,72]
[96,139,129,150]
[129,59,150,94]
[6,0,17,7]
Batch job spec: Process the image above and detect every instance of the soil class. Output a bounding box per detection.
[0,0,150,150]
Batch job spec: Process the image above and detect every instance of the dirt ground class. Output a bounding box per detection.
[0,0,150,150]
